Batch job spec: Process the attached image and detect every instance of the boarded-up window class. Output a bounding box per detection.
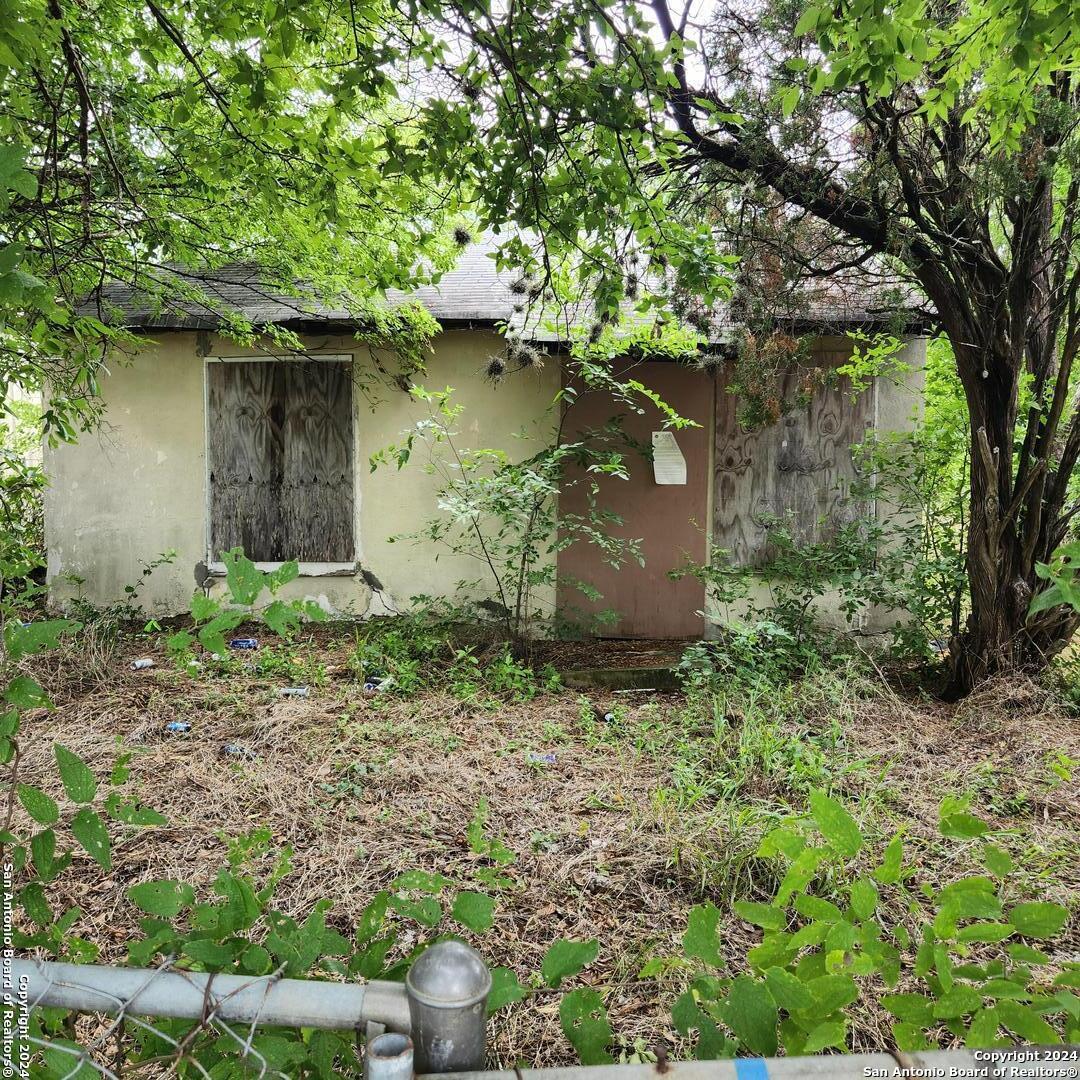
[206,359,354,562]
[714,357,873,566]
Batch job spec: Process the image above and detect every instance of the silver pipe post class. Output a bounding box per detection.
[365,1031,415,1080]
[406,940,492,1074]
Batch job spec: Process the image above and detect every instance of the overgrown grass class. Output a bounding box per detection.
[15,615,1080,1064]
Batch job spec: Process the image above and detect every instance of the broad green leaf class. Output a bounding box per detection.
[763,966,813,1011]
[776,846,827,903]
[721,974,777,1056]
[19,881,52,926]
[452,890,495,932]
[996,999,1061,1044]
[71,808,111,869]
[487,967,529,1013]
[932,984,982,1019]
[957,921,1014,944]
[892,1021,930,1051]
[802,1018,846,1052]
[1009,902,1069,939]
[683,902,723,966]
[542,938,599,988]
[849,878,878,921]
[559,988,613,1065]
[733,900,786,931]
[983,843,1013,876]
[800,974,858,1018]
[222,548,266,605]
[127,880,195,918]
[391,870,452,893]
[882,993,934,1025]
[106,796,168,826]
[808,790,862,856]
[794,895,842,922]
[965,1006,1001,1047]
[17,784,58,825]
[54,743,97,803]
[3,618,79,660]
[183,938,239,967]
[388,894,442,927]
[5,676,51,710]
[873,834,904,884]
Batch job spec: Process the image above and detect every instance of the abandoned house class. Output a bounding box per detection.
[45,242,927,638]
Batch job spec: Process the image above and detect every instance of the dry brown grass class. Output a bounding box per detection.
[13,630,1080,1067]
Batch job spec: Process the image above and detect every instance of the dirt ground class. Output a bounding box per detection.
[14,628,1080,1067]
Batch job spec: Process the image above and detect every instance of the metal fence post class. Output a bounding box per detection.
[364,1031,414,1080]
[405,940,492,1073]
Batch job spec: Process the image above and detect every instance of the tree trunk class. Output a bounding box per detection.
[942,335,1078,698]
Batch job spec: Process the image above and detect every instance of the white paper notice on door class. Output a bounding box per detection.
[652,431,687,485]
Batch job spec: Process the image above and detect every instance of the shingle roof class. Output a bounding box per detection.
[78,235,925,342]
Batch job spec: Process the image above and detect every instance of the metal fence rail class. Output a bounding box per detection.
[8,950,1080,1079]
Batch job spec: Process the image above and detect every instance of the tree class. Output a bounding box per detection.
[0,0,462,448]
[383,0,1080,696]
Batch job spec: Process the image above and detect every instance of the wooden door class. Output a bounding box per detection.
[556,361,712,638]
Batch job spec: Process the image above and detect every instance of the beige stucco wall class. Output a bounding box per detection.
[704,335,928,637]
[44,330,560,616]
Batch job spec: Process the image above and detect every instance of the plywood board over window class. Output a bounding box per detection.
[206,358,354,563]
[714,357,873,566]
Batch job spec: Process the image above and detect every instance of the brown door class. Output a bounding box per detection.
[556,361,712,637]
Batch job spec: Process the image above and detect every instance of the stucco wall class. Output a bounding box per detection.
[45,330,560,616]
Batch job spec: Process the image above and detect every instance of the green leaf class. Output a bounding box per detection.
[388,894,442,927]
[808,790,862,857]
[183,938,239,967]
[873,834,904,884]
[800,974,858,1017]
[1009,902,1069,939]
[683,902,724,966]
[190,592,219,622]
[452,891,495,932]
[932,984,982,1019]
[106,795,168,826]
[780,86,799,118]
[542,938,599,988]
[794,895,842,922]
[940,812,989,839]
[54,743,97,803]
[892,1021,930,1051]
[487,967,529,1013]
[793,6,821,35]
[763,966,814,1011]
[3,618,79,661]
[996,999,1061,1044]
[983,843,1013,876]
[19,882,53,927]
[559,988,613,1065]
[5,675,52,710]
[391,870,452,893]
[127,880,195,918]
[849,877,879,921]
[802,1018,846,1052]
[733,900,786,931]
[721,974,777,1056]
[776,846,827,903]
[882,993,935,1025]
[957,921,1014,944]
[17,784,58,825]
[220,548,267,605]
[70,808,111,869]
